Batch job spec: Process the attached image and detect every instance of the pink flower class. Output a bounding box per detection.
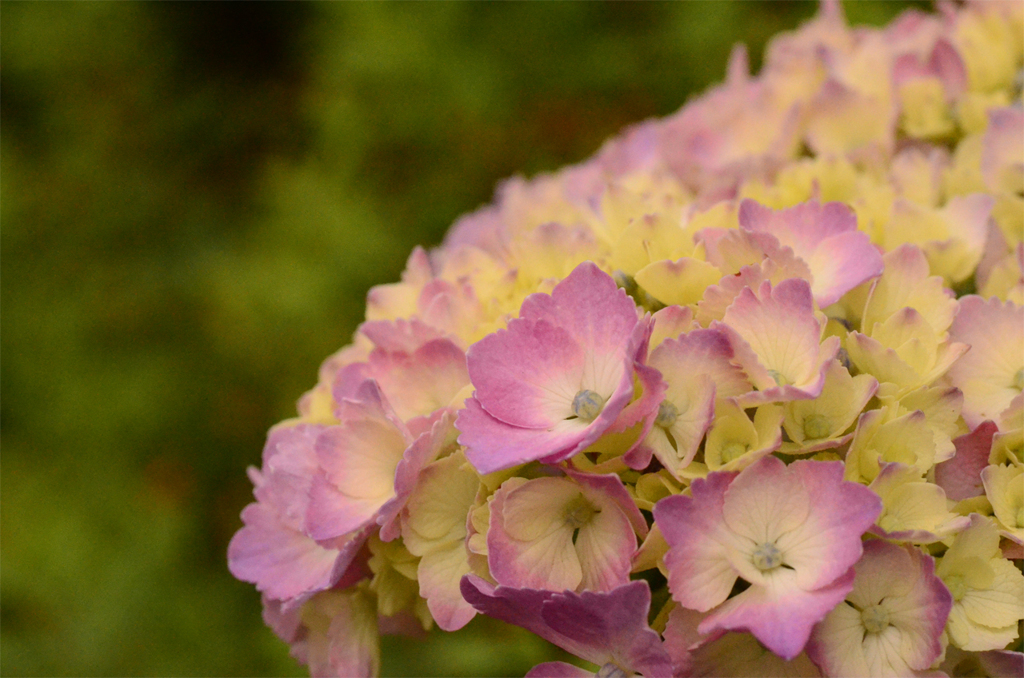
[305,381,452,543]
[713,278,840,407]
[807,541,952,677]
[486,469,647,593]
[457,261,658,474]
[228,425,368,606]
[632,328,749,479]
[737,199,884,308]
[653,456,881,659]
[460,576,673,678]
[946,295,1024,429]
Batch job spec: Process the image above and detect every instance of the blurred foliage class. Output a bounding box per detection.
[1,2,922,675]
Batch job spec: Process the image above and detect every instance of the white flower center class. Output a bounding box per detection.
[803,414,831,440]
[571,389,605,421]
[656,400,679,428]
[751,542,783,571]
[860,604,890,634]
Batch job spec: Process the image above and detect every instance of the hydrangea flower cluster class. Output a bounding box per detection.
[229,2,1024,676]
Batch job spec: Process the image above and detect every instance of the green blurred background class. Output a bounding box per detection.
[1,2,922,675]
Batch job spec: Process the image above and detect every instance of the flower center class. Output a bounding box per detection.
[563,494,598,530]
[1016,505,1024,529]
[571,389,605,421]
[945,575,967,601]
[596,663,628,678]
[656,400,679,428]
[721,442,748,463]
[1014,368,1023,392]
[803,414,831,440]
[860,604,890,634]
[751,542,783,571]
[766,369,790,386]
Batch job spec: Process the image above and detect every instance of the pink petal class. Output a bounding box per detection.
[306,412,408,540]
[228,502,342,602]
[933,420,998,501]
[459,576,672,678]
[468,318,584,429]
[654,471,743,611]
[367,338,470,422]
[698,567,855,660]
[738,199,887,308]
[526,663,594,678]
[358,318,446,354]
[946,296,1024,429]
[775,460,881,591]
[457,396,597,474]
[519,262,642,379]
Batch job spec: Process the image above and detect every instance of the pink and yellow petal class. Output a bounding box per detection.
[717,279,838,404]
[720,455,810,548]
[360,337,470,424]
[860,244,957,336]
[467,319,584,429]
[306,409,410,540]
[654,471,743,612]
[775,460,881,591]
[947,296,1024,429]
[738,199,883,307]
[700,567,856,660]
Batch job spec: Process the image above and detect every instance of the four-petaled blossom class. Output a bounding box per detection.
[487,470,648,593]
[938,514,1024,652]
[457,261,657,474]
[653,455,881,659]
[807,540,952,677]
